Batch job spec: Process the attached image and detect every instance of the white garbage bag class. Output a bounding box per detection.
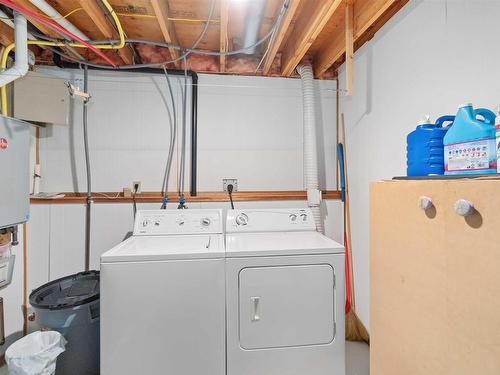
[5,331,67,375]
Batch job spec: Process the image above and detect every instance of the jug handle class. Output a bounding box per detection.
[435,115,455,128]
[474,108,496,124]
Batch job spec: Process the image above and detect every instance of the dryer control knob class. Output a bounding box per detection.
[300,213,308,221]
[142,219,149,227]
[201,218,211,227]
[236,213,249,226]
[289,214,297,222]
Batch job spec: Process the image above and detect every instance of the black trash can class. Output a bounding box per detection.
[29,271,100,375]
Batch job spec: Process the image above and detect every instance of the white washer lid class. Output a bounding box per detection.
[226,231,344,257]
[101,234,224,262]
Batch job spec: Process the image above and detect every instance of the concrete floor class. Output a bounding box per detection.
[1,342,369,374]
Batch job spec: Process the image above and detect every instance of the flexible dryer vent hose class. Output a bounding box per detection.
[297,63,323,233]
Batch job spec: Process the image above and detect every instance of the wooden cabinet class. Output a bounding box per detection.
[370,179,500,375]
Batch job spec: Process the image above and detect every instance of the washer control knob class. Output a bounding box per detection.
[178,219,185,226]
[419,196,433,210]
[454,199,475,217]
[300,213,308,221]
[289,214,297,222]
[142,219,149,227]
[201,218,211,227]
[236,213,249,226]
[154,221,160,227]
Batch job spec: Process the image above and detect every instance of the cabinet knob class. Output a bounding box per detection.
[454,199,475,217]
[418,196,433,210]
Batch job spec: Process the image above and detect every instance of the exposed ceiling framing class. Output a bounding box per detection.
[219,0,229,72]
[77,0,135,64]
[151,0,182,68]
[0,0,409,78]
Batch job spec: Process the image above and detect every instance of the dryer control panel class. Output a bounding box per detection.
[226,209,316,233]
[133,209,223,235]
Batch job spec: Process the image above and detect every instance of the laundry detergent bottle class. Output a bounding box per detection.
[444,103,497,175]
[496,109,500,173]
[407,115,455,176]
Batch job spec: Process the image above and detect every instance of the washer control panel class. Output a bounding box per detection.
[227,209,316,233]
[134,209,223,235]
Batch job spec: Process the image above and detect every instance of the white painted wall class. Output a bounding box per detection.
[1,69,342,351]
[35,68,338,193]
[338,0,500,330]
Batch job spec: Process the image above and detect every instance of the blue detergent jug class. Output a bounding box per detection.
[407,115,455,176]
[444,104,497,175]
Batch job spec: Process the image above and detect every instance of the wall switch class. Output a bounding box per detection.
[223,179,238,192]
[132,181,142,194]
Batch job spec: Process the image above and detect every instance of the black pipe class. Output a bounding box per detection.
[191,74,198,196]
[53,56,199,196]
[83,65,91,272]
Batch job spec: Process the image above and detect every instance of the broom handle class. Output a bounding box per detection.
[341,113,356,308]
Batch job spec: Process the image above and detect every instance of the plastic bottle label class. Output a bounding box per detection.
[445,137,497,172]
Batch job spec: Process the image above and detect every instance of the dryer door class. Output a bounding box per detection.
[239,264,335,349]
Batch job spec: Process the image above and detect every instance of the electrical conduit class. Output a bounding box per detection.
[0,12,28,116]
[297,63,324,233]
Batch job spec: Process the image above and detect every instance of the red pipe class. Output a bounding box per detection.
[0,0,117,68]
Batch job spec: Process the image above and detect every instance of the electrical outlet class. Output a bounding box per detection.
[132,181,142,194]
[223,179,238,192]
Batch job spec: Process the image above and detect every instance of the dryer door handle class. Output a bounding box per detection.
[251,296,261,322]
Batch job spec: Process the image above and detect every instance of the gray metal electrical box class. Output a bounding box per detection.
[14,71,69,125]
[0,115,31,229]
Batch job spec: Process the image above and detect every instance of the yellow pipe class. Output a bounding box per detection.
[1,43,15,116]
[1,0,127,116]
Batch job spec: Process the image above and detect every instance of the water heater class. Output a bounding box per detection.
[0,115,31,289]
[0,115,31,229]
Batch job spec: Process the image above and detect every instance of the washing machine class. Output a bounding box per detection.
[100,209,225,375]
[226,208,345,375]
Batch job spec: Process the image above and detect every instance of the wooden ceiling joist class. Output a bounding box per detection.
[150,0,182,68]
[77,0,134,65]
[280,0,342,76]
[0,21,14,47]
[219,0,229,72]
[344,1,353,95]
[261,0,302,75]
[314,0,408,77]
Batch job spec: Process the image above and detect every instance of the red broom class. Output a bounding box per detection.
[339,113,369,343]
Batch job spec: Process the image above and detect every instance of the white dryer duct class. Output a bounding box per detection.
[297,63,324,233]
[241,0,266,54]
[28,0,89,41]
[0,13,28,88]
